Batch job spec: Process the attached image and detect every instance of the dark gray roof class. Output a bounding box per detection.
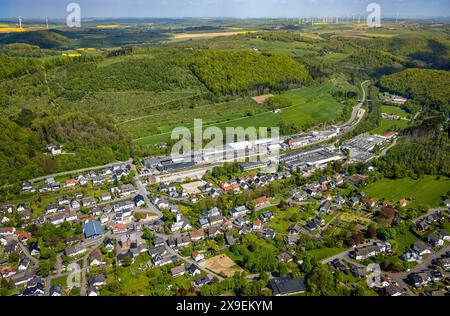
[269,277,306,295]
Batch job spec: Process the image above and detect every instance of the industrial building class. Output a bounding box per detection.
[280,145,344,173]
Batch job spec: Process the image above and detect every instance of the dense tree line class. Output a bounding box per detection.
[374,132,450,178]
[0,55,37,79]
[190,50,311,96]
[379,68,450,113]
[247,31,319,43]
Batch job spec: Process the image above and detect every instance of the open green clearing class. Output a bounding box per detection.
[364,176,450,208]
[371,118,409,135]
[389,229,419,254]
[304,247,347,261]
[134,84,345,146]
[381,105,410,118]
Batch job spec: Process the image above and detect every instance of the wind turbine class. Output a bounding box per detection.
[19,16,22,29]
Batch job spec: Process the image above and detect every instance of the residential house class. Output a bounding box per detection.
[401,252,421,262]
[112,224,128,234]
[45,204,59,215]
[187,264,201,277]
[439,230,450,242]
[262,227,276,239]
[177,235,192,248]
[81,197,96,208]
[5,240,18,254]
[0,266,17,278]
[208,226,222,239]
[428,232,444,247]
[190,229,205,241]
[70,199,81,210]
[194,275,211,288]
[259,211,274,223]
[192,252,205,262]
[171,265,186,278]
[104,239,115,252]
[117,251,135,266]
[278,252,293,263]
[351,245,384,260]
[253,197,270,209]
[230,206,249,218]
[148,246,167,260]
[88,275,105,288]
[319,200,332,214]
[18,258,31,271]
[0,227,16,236]
[412,241,432,256]
[89,248,104,266]
[253,219,262,231]
[269,277,306,296]
[120,184,137,197]
[385,284,402,296]
[286,235,299,246]
[134,195,145,207]
[65,244,86,257]
[29,242,40,256]
[100,193,112,202]
[57,197,70,206]
[288,224,301,236]
[50,285,63,296]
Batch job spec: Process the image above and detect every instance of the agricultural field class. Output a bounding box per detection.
[134,84,346,147]
[364,176,450,208]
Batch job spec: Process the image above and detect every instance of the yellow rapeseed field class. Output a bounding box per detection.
[0,27,26,33]
[96,24,120,29]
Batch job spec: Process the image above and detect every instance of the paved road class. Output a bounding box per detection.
[320,238,381,265]
[378,138,398,158]
[135,178,162,218]
[413,208,449,224]
[29,159,133,183]
[320,214,340,234]
[15,239,39,265]
[153,232,224,282]
[342,80,371,128]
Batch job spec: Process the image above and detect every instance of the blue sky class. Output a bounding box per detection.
[1,0,449,19]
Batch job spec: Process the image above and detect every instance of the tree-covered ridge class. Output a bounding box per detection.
[0,119,46,186]
[0,43,60,58]
[379,68,450,113]
[48,54,204,100]
[190,50,311,96]
[246,31,320,43]
[0,30,70,49]
[0,108,133,187]
[351,35,450,70]
[0,55,37,79]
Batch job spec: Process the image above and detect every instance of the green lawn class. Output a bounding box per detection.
[364,176,450,208]
[381,105,410,118]
[268,206,303,232]
[305,247,347,261]
[135,84,345,146]
[389,229,419,254]
[371,118,409,135]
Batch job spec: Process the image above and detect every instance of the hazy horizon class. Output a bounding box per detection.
[1,0,449,20]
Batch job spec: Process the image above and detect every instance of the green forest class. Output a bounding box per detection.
[190,50,311,95]
[379,68,450,113]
